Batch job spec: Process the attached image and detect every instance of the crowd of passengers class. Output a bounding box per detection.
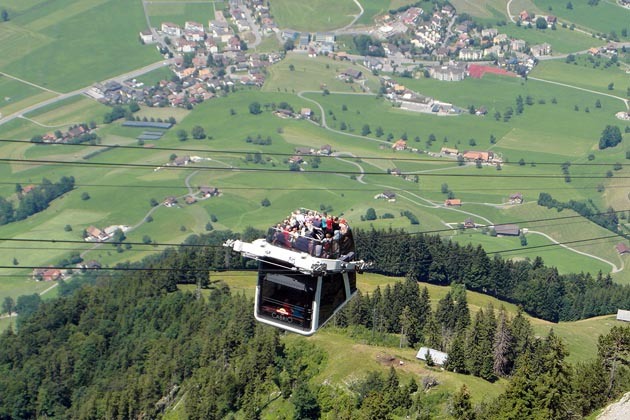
[269,209,352,258]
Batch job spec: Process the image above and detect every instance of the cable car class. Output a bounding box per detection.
[224,210,369,335]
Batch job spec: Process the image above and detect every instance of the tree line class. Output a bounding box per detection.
[123,227,630,324]
[352,227,630,322]
[0,177,75,225]
[2,243,630,419]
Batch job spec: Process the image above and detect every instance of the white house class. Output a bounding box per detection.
[161,22,182,37]
[416,347,448,365]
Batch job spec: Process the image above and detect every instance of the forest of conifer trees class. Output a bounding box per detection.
[2,228,630,418]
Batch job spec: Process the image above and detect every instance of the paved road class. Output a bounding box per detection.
[528,76,630,110]
[297,89,622,271]
[0,59,172,127]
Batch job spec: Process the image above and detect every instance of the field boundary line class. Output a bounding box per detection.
[0,71,60,95]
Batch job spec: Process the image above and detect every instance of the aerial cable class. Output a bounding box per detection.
[0,157,623,179]
[1,138,629,167]
[3,180,630,193]
[0,208,628,247]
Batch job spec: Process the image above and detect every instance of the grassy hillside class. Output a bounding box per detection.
[191,272,618,365]
[0,0,158,92]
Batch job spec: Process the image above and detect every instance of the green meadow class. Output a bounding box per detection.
[449,0,510,19]
[262,53,381,94]
[530,56,630,97]
[0,0,159,92]
[533,0,630,36]
[268,0,359,31]
[0,76,55,116]
[146,2,216,28]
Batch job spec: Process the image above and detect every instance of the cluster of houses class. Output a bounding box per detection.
[364,4,560,80]
[438,147,504,166]
[39,123,94,144]
[274,107,314,120]
[380,77,463,115]
[163,186,221,208]
[31,260,102,282]
[289,144,332,164]
[94,48,281,109]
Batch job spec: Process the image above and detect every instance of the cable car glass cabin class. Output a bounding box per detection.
[256,260,356,335]
[225,210,365,336]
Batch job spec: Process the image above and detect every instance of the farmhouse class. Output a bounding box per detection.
[375,191,396,201]
[199,186,220,197]
[616,243,630,255]
[416,347,448,366]
[77,260,102,270]
[440,147,459,155]
[32,268,62,282]
[341,69,362,79]
[464,218,475,228]
[463,150,494,162]
[444,199,461,206]
[163,196,177,207]
[392,139,407,151]
[509,193,523,204]
[85,226,109,241]
[494,224,520,236]
[173,155,191,166]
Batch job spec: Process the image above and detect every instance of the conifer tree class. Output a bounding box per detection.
[445,332,468,374]
[467,309,497,381]
[452,284,471,333]
[436,292,456,337]
[451,384,475,420]
[493,306,515,377]
[424,314,443,351]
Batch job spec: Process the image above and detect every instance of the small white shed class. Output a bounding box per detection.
[416,347,448,366]
[616,309,630,322]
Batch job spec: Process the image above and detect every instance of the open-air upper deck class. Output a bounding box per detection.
[265,208,355,261]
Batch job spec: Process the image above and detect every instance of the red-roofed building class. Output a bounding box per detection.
[392,139,407,151]
[445,199,461,206]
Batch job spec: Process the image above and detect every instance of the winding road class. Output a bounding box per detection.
[299,89,622,272]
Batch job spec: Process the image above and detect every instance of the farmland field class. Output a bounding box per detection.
[0,0,159,92]
[268,0,360,31]
[145,2,216,28]
[532,0,630,36]
[1,0,630,340]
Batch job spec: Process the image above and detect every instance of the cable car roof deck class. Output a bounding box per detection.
[224,208,369,275]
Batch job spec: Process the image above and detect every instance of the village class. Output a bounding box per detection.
[84,0,623,114]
